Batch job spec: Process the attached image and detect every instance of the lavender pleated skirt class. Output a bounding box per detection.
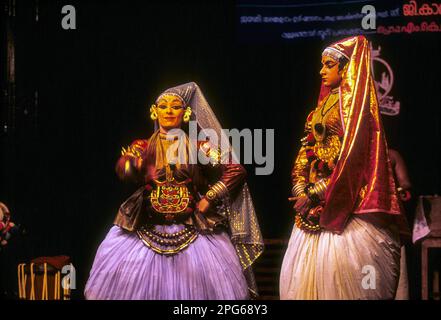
[84,225,249,300]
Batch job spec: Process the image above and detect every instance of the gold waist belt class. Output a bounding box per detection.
[136,225,198,255]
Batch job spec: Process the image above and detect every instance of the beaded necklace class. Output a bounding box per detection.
[320,89,339,120]
[313,89,339,137]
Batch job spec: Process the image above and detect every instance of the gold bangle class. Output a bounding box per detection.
[205,189,217,202]
[292,182,307,197]
[312,178,328,200]
[206,181,228,202]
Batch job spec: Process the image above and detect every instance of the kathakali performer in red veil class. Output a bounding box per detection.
[280,36,409,299]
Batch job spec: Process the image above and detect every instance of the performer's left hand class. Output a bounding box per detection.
[293,195,311,215]
[197,198,211,214]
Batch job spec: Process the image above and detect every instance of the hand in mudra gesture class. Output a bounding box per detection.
[288,195,311,215]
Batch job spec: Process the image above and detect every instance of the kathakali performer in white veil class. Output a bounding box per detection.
[280,36,409,300]
[85,82,263,300]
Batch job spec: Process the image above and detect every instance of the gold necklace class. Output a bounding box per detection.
[319,92,339,121]
[313,91,339,137]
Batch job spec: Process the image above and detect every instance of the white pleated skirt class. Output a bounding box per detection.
[280,216,401,300]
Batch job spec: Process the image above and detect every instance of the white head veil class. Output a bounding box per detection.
[157,82,264,297]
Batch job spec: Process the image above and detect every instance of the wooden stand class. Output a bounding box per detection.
[421,238,441,300]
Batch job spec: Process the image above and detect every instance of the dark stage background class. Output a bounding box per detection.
[1,0,440,299]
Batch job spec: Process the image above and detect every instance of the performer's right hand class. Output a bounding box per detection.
[116,156,140,180]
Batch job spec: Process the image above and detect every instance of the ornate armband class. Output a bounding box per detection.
[205,181,228,203]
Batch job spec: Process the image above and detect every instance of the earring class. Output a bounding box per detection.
[150,104,158,121]
[183,106,192,123]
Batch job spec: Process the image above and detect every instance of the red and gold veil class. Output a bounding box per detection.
[318,36,403,233]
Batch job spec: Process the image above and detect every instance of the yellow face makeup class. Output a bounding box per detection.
[154,94,186,132]
[319,56,342,89]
